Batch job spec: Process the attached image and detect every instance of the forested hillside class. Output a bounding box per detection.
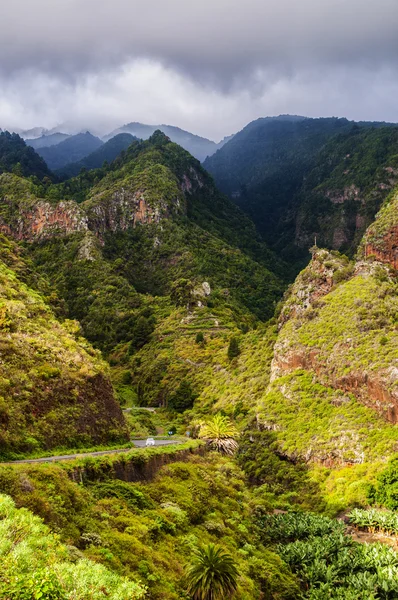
[204,117,398,264]
[0,131,285,415]
[0,131,52,180]
[0,234,127,458]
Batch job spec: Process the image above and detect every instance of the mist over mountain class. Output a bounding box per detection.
[36,132,103,170]
[26,132,71,149]
[103,122,231,161]
[57,133,138,178]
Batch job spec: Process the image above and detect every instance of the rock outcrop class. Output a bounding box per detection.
[362,190,398,270]
[270,247,398,425]
[0,165,206,244]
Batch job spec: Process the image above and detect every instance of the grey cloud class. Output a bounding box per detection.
[1,0,398,83]
[2,62,398,141]
[1,0,398,138]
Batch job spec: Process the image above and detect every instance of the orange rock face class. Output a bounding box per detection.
[365,227,398,270]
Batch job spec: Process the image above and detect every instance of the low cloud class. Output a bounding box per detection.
[1,0,398,137]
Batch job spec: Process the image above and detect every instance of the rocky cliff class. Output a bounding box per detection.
[257,245,398,465]
[0,164,192,243]
[362,189,398,269]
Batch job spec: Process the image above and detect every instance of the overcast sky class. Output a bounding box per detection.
[1,0,398,140]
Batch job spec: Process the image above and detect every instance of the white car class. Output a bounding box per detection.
[145,437,155,446]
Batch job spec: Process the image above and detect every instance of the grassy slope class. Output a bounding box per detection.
[0,235,127,457]
[361,187,398,251]
[279,269,398,379]
[258,370,398,463]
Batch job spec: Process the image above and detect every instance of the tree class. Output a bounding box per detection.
[129,316,154,353]
[227,337,240,360]
[168,380,197,412]
[185,544,238,600]
[195,332,205,344]
[12,162,23,177]
[199,414,238,455]
[170,278,194,308]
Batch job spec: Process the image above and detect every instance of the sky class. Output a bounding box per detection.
[1,0,398,140]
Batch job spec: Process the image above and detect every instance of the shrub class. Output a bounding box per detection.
[227,337,240,360]
[195,332,205,344]
[168,380,198,412]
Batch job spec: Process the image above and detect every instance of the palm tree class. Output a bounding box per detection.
[185,543,239,600]
[199,414,238,455]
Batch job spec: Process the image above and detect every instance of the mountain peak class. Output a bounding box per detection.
[148,129,170,146]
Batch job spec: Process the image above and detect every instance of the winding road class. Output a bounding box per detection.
[4,439,184,465]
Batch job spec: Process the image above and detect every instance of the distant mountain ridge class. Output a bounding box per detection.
[56,133,138,178]
[13,122,233,170]
[36,132,103,170]
[103,122,232,161]
[26,132,71,149]
[204,115,398,263]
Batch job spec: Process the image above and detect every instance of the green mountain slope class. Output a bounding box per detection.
[204,117,398,264]
[0,132,285,410]
[3,121,398,600]
[259,245,398,465]
[0,131,52,180]
[0,234,127,457]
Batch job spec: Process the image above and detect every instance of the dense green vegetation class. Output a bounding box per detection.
[348,508,398,535]
[0,131,52,180]
[0,234,127,457]
[261,512,398,599]
[205,117,398,261]
[0,494,146,599]
[367,457,398,510]
[0,452,301,599]
[2,119,398,599]
[0,132,284,414]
